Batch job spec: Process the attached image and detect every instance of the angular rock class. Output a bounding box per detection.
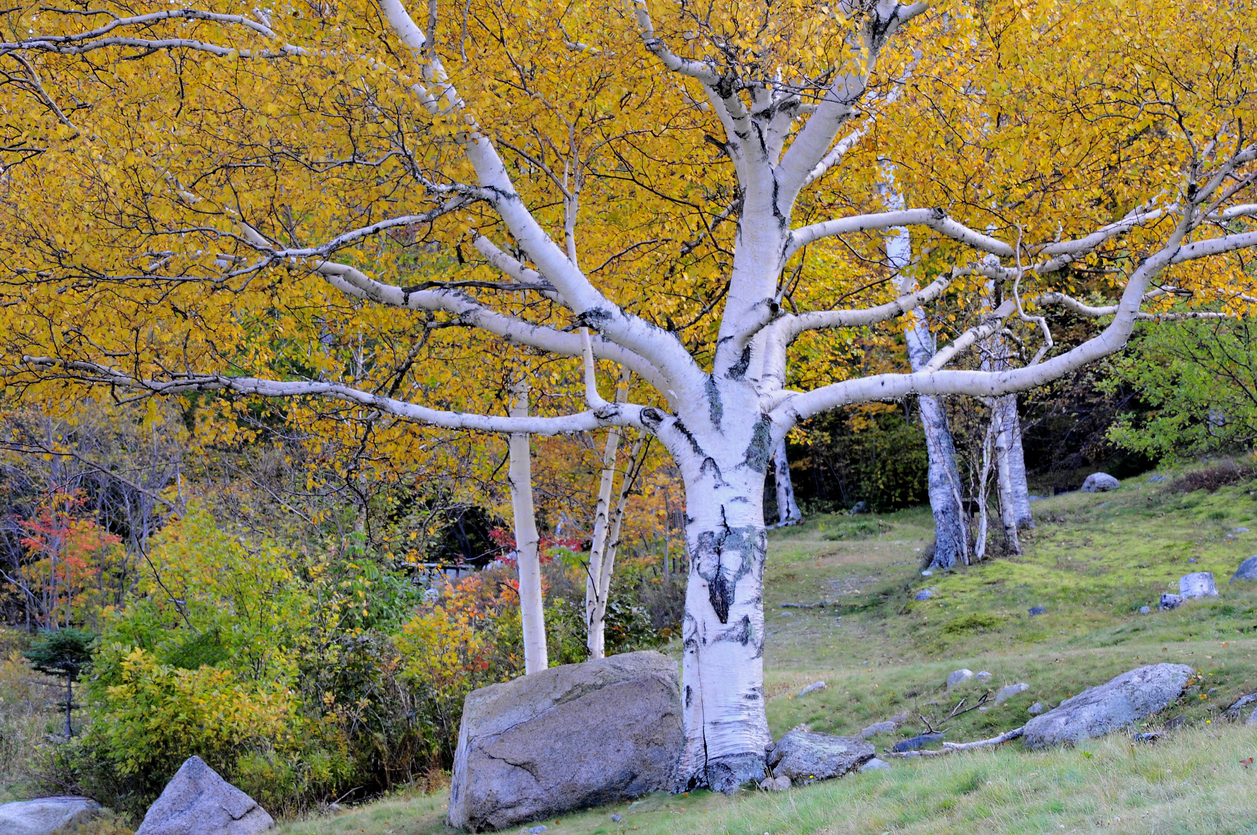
[1231,555,1257,584]
[975,671,993,682]
[1148,474,1167,483]
[946,669,974,689]
[1179,572,1218,598]
[1028,606,1047,616]
[1160,593,1183,611]
[135,757,273,835]
[1139,606,1151,615]
[448,651,682,831]
[757,775,791,792]
[891,733,944,753]
[1081,473,1120,493]
[995,682,1029,704]
[1027,702,1045,715]
[798,681,828,698]
[767,729,873,785]
[1022,664,1193,749]
[1222,693,1257,725]
[859,758,891,772]
[859,721,897,738]
[0,797,102,835]
[914,590,933,601]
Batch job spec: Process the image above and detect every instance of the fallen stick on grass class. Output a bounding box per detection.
[885,726,1025,758]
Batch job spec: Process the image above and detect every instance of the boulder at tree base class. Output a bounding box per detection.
[0,797,102,835]
[447,651,682,832]
[134,756,274,835]
[1022,664,1192,749]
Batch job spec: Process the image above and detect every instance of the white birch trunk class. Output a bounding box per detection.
[991,402,1022,554]
[588,432,645,658]
[585,370,633,659]
[772,440,802,526]
[1002,396,1034,528]
[508,380,548,675]
[887,213,969,568]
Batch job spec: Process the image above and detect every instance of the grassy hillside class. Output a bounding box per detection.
[282,467,1257,834]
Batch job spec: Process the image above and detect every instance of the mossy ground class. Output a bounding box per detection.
[174,470,1257,832]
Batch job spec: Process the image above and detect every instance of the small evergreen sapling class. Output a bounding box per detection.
[24,628,95,739]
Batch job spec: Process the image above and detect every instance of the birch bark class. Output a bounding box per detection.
[508,380,548,674]
[772,440,802,527]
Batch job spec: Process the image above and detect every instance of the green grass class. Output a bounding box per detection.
[274,472,1257,834]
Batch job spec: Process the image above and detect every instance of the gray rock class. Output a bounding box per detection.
[1160,593,1183,611]
[448,651,683,831]
[1028,606,1047,616]
[995,682,1030,704]
[859,758,891,772]
[757,775,791,791]
[611,814,622,822]
[767,729,873,784]
[975,671,993,682]
[1235,527,1250,534]
[921,570,933,577]
[1179,572,1218,598]
[947,669,974,689]
[1189,557,1198,563]
[1140,606,1151,615]
[1222,693,1257,725]
[528,827,548,835]
[914,590,933,601]
[891,733,944,753]
[1231,555,1257,584]
[1022,664,1193,749]
[0,797,103,835]
[798,681,828,698]
[859,721,897,738]
[135,757,273,835]
[849,501,870,515]
[1081,473,1120,493]
[1027,702,1045,715]
[1148,474,1167,483]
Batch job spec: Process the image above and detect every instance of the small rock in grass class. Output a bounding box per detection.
[1230,555,1257,584]
[946,669,974,689]
[1148,474,1167,483]
[977,706,988,712]
[1028,702,1045,715]
[1159,593,1183,611]
[768,730,872,784]
[860,721,897,738]
[1081,473,1120,492]
[1235,527,1250,534]
[529,827,548,834]
[1188,558,1197,564]
[859,758,891,772]
[995,683,1030,703]
[891,733,944,753]
[1179,572,1218,598]
[611,814,622,822]
[1139,606,1150,614]
[914,590,933,601]
[798,681,828,698]
[779,611,793,617]
[921,569,933,577]
[1028,606,1047,616]
[976,671,993,682]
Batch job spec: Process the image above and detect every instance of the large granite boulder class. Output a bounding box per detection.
[1231,555,1257,584]
[135,756,274,835]
[0,797,102,835]
[1081,473,1120,493]
[1022,664,1192,749]
[448,651,682,832]
[767,729,873,785]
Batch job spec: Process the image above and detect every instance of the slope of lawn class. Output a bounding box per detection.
[282,467,1257,835]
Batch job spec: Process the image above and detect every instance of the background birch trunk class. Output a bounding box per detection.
[887,216,970,568]
[508,380,547,675]
[772,440,802,527]
[1002,396,1035,528]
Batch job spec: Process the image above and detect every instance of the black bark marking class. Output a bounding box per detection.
[695,524,762,624]
[741,415,774,473]
[670,419,705,457]
[699,457,726,487]
[705,377,723,429]
[640,407,665,431]
[726,344,752,380]
[712,614,753,646]
[685,685,693,708]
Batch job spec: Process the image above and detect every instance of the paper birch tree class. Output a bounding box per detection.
[2,0,1256,791]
